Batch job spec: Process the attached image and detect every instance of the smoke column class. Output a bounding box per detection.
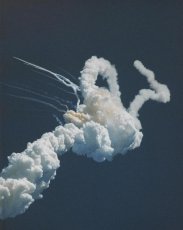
[0,56,170,219]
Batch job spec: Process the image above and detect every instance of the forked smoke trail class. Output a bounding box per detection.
[128,60,170,117]
[0,56,170,219]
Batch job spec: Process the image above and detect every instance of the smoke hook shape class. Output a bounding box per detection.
[0,56,170,219]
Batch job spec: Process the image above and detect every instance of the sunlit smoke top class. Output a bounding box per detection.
[0,56,170,219]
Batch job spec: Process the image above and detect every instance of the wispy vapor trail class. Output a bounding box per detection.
[0,56,170,219]
[14,57,80,92]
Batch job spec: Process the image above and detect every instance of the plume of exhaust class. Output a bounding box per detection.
[0,56,170,219]
[0,124,80,219]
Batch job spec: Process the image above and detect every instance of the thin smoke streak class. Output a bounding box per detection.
[7,93,66,114]
[1,82,68,111]
[13,57,80,92]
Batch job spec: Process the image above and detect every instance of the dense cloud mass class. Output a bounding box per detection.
[0,56,170,219]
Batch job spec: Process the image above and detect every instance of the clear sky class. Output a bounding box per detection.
[1,0,183,229]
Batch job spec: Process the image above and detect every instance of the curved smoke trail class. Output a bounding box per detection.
[0,56,170,219]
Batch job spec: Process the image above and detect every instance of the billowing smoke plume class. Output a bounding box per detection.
[0,124,79,219]
[0,56,170,219]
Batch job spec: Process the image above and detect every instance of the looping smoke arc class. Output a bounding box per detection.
[0,56,170,219]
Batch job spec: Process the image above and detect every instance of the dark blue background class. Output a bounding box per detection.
[1,0,183,229]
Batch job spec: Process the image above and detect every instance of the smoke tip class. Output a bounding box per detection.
[133,60,143,68]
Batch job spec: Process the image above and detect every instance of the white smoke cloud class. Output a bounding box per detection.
[0,56,170,219]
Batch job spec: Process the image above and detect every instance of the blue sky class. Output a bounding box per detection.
[1,1,183,229]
